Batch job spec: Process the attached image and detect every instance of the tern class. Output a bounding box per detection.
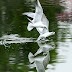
[23,0,55,40]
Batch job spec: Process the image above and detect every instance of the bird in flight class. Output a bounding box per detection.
[22,0,55,41]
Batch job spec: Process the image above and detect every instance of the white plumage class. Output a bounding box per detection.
[23,0,55,40]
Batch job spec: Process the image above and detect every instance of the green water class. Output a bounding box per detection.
[0,0,72,72]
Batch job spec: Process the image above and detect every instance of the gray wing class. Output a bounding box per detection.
[22,12,35,18]
[36,14,49,34]
[35,61,45,72]
[33,0,43,23]
[34,0,49,34]
[36,0,43,13]
[41,14,49,30]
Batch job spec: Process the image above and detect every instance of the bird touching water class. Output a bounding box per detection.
[23,0,55,41]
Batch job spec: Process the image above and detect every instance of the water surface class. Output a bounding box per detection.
[0,0,72,72]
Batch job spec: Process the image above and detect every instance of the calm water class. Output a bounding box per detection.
[0,0,72,72]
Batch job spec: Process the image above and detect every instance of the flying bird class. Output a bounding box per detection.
[22,0,55,41]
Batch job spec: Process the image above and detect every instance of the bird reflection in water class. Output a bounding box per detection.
[28,40,55,72]
[0,34,55,72]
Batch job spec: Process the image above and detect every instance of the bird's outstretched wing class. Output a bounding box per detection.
[41,14,49,31]
[22,12,35,18]
[36,14,49,35]
[33,0,43,23]
[35,0,43,13]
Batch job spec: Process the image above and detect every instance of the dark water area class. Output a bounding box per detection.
[0,0,72,72]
